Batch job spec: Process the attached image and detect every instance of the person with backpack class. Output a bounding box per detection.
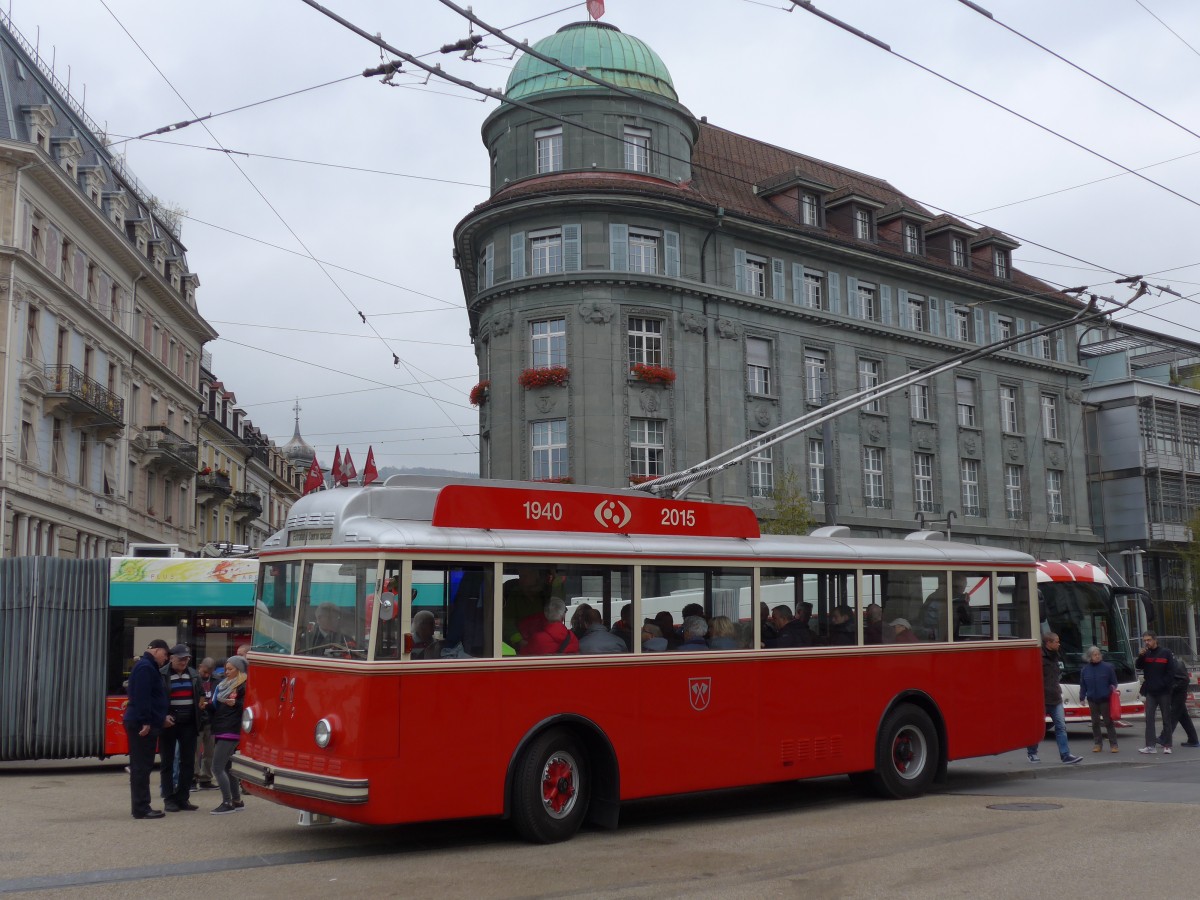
[1157,654,1199,748]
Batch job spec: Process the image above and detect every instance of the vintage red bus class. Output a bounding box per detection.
[232,476,1043,842]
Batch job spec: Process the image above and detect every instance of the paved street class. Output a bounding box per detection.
[3,737,1199,899]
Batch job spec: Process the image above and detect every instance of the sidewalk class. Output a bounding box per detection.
[948,734,1200,785]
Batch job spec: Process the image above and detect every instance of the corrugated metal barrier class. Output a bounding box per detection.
[0,558,108,760]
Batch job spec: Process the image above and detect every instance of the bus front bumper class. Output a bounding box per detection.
[231,754,369,805]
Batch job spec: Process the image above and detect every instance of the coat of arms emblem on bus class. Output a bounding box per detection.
[688,677,712,711]
[594,499,632,529]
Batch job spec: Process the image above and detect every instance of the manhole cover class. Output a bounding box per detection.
[986,803,1063,811]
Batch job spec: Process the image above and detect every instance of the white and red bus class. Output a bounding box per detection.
[233,476,1044,842]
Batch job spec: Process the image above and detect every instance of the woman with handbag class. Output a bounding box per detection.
[1079,645,1119,753]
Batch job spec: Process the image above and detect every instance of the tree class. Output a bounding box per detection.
[759,465,817,536]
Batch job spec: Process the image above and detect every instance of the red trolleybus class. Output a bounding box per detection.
[232,477,1043,842]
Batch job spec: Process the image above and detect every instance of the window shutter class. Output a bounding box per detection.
[1030,321,1041,357]
[880,284,893,326]
[734,248,747,293]
[562,223,582,272]
[510,232,526,279]
[484,242,494,288]
[846,276,859,318]
[1015,318,1026,355]
[989,311,999,344]
[944,301,956,338]
[897,289,910,330]
[771,258,786,301]
[747,337,771,367]
[609,224,628,272]
[827,271,840,314]
[664,230,680,277]
[928,296,940,335]
[792,263,804,305]
[1056,333,1066,362]
[974,308,986,345]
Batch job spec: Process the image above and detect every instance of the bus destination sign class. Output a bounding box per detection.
[431,484,760,539]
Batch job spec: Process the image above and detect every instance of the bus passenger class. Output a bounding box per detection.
[570,602,595,640]
[827,605,856,645]
[766,605,814,648]
[641,623,668,652]
[889,618,920,644]
[519,597,579,656]
[577,607,628,654]
[707,616,741,650]
[411,610,436,659]
[676,616,709,650]
[681,602,705,622]
[303,602,354,654]
[760,602,778,644]
[655,611,682,650]
[864,604,883,645]
[503,566,555,652]
[611,603,634,645]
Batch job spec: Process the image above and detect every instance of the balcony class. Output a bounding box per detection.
[1048,512,1071,525]
[961,505,988,518]
[232,491,263,522]
[915,500,941,514]
[864,497,892,510]
[134,425,197,477]
[43,365,124,438]
[196,472,232,505]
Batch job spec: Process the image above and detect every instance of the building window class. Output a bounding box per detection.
[1047,470,1065,522]
[910,372,930,420]
[534,126,563,174]
[630,418,665,479]
[801,193,820,226]
[907,294,926,332]
[628,317,663,368]
[25,307,39,360]
[805,351,827,404]
[956,377,977,427]
[749,435,773,497]
[855,208,872,240]
[993,248,1009,279]
[803,271,823,309]
[808,438,825,502]
[530,318,566,368]
[50,419,63,477]
[913,452,935,512]
[858,359,881,412]
[951,237,966,267]
[1038,333,1053,360]
[859,283,879,322]
[1005,464,1023,519]
[904,223,921,255]
[747,337,772,395]
[863,446,886,507]
[530,230,563,275]
[954,308,971,342]
[60,238,71,282]
[1041,394,1060,440]
[745,255,767,297]
[531,419,568,480]
[961,459,981,516]
[628,230,658,273]
[78,433,89,488]
[1001,385,1019,433]
[623,126,651,172]
[20,412,34,464]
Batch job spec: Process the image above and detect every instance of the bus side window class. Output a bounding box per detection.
[953,572,992,641]
[996,573,1033,640]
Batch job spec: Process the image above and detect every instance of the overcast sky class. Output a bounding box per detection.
[20,0,1200,472]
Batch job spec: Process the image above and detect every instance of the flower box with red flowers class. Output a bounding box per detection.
[518,366,570,389]
[532,476,574,484]
[630,363,676,385]
[628,474,657,485]
[469,380,491,406]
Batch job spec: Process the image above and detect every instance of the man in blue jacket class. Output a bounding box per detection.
[124,639,170,819]
[1136,631,1177,755]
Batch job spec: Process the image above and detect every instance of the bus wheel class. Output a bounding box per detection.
[511,728,589,843]
[870,704,938,799]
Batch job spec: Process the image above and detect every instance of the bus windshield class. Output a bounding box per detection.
[1038,581,1135,684]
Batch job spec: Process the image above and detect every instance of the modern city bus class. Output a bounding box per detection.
[233,476,1044,842]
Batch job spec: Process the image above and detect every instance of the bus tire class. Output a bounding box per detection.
[510,727,590,844]
[870,704,938,799]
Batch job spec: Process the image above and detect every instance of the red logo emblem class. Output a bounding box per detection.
[688,677,711,711]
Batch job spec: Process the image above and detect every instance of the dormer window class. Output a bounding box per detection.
[535,126,563,174]
[993,248,1010,279]
[854,209,873,241]
[903,222,922,255]
[951,237,966,267]
[623,126,651,172]
[801,193,820,226]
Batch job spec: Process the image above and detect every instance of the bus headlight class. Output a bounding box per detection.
[242,707,255,734]
[315,717,333,749]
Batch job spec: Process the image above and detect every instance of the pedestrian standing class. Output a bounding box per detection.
[193,657,218,790]
[1078,645,1119,753]
[123,639,170,819]
[1136,631,1177,754]
[1157,655,1199,748]
[159,644,202,811]
[1027,632,1083,765]
[210,655,248,814]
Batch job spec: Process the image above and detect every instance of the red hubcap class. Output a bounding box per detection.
[542,757,575,814]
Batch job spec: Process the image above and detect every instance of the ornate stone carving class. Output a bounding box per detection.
[578,300,613,324]
[1048,447,1062,467]
[638,390,660,414]
[534,393,557,414]
[716,318,740,340]
[915,429,933,449]
[1006,440,1022,461]
[963,435,978,456]
[488,311,513,337]
[866,422,882,443]
[1066,389,1082,403]
[680,312,707,335]
[754,405,771,428]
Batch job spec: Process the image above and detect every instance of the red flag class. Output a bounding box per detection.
[303,455,324,495]
[587,0,604,19]
[331,446,343,487]
[341,449,358,485]
[362,447,379,486]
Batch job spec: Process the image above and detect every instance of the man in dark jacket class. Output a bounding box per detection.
[765,605,813,648]
[1026,632,1083,765]
[1136,631,1177,754]
[124,639,170,819]
[159,644,203,811]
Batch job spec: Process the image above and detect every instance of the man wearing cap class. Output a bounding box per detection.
[124,639,171,819]
[159,644,203,812]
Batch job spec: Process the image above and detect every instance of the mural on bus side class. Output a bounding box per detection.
[110,558,259,583]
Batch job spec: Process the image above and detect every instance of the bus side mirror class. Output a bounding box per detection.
[378,592,398,622]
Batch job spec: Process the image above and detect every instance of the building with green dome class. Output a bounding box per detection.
[454,19,1099,563]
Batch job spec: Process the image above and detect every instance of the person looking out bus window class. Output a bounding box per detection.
[1026,632,1084,765]
[766,605,813,648]
[519,597,579,656]
[503,566,556,652]
[641,622,668,652]
[676,616,709,651]
[577,607,627,654]
[1136,631,1177,755]
[707,615,741,650]
[864,603,883,645]
[827,605,856,646]
[411,610,437,659]
[1079,645,1119,753]
[303,602,354,655]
